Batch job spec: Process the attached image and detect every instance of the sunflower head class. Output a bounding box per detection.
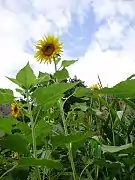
[91,84,99,91]
[12,152,19,159]
[11,102,20,118]
[50,107,54,114]
[34,35,63,64]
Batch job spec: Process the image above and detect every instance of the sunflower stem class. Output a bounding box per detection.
[54,57,77,180]
[53,58,57,72]
[26,90,41,180]
[59,100,77,180]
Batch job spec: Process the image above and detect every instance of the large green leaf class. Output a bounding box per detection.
[101,143,132,153]
[0,89,14,104]
[6,77,22,87]
[0,134,29,154]
[16,122,31,135]
[16,62,36,89]
[0,117,17,134]
[34,72,51,85]
[19,157,62,169]
[33,83,77,109]
[61,60,77,68]
[38,72,50,78]
[74,87,93,98]
[51,131,93,148]
[97,79,135,98]
[35,120,51,139]
[54,68,69,82]
[15,122,32,143]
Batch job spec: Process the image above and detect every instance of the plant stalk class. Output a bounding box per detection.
[54,57,77,180]
[26,90,41,180]
[59,100,77,180]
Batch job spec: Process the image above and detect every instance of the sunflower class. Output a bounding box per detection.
[34,35,63,64]
[11,102,20,118]
[12,152,19,159]
[50,107,54,114]
[91,84,99,91]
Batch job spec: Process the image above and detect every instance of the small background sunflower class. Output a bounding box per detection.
[11,102,21,118]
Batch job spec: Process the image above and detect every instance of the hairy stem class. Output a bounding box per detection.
[26,90,41,180]
[54,57,76,179]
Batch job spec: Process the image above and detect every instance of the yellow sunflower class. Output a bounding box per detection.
[34,35,63,64]
[50,107,54,114]
[91,84,99,91]
[11,102,20,118]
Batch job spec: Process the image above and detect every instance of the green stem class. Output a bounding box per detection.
[59,100,77,180]
[68,143,77,180]
[53,58,57,72]
[59,100,68,135]
[112,130,116,146]
[110,111,115,146]
[26,90,41,180]
[0,164,18,179]
[54,57,76,179]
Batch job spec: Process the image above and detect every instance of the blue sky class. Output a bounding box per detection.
[1,0,135,92]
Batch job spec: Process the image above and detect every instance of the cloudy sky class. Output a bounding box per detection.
[0,0,135,91]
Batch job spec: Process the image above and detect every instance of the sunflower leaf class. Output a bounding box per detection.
[33,83,77,109]
[16,62,36,89]
[19,157,62,169]
[0,117,17,134]
[97,79,135,98]
[61,60,77,68]
[0,89,14,104]
[54,68,69,82]
[51,131,93,148]
[0,134,29,154]
[6,77,22,87]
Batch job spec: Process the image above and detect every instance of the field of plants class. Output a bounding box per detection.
[1,35,135,180]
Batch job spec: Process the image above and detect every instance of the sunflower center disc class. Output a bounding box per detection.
[14,106,18,113]
[42,44,55,56]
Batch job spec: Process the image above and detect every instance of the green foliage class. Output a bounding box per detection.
[54,68,69,82]
[1,60,135,180]
[51,131,93,148]
[19,158,62,169]
[101,143,132,153]
[0,89,14,104]
[0,117,17,134]
[7,62,36,89]
[0,134,29,154]
[61,60,77,68]
[33,82,77,109]
[97,79,135,98]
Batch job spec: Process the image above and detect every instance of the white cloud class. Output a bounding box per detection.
[70,42,135,87]
[92,0,135,22]
[71,0,135,87]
